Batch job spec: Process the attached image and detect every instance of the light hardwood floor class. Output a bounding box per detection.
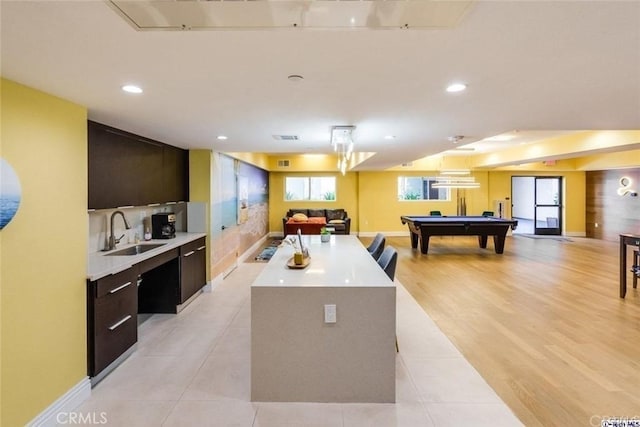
[365,234,640,427]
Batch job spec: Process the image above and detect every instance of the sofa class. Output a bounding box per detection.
[283,208,351,235]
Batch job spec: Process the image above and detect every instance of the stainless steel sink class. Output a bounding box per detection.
[105,243,166,256]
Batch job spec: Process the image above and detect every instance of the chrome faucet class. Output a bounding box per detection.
[108,210,131,251]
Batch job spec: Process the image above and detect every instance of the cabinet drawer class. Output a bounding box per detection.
[181,237,206,256]
[95,268,139,299]
[91,278,137,375]
[93,311,137,375]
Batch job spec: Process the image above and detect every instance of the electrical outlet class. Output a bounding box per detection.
[324,304,336,323]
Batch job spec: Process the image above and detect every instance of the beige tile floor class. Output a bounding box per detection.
[71,262,522,426]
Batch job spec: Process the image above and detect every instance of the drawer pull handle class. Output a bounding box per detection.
[108,315,132,331]
[197,246,206,251]
[183,251,195,257]
[109,281,132,294]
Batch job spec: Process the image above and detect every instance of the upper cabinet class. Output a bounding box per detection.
[88,121,189,210]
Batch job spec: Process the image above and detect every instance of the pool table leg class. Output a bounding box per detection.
[409,230,419,250]
[478,235,488,248]
[493,235,506,254]
[420,234,430,254]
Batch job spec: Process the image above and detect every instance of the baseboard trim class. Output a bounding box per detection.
[565,231,587,237]
[201,279,213,292]
[211,273,224,289]
[239,235,269,264]
[358,231,410,238]
[28,376,91,427]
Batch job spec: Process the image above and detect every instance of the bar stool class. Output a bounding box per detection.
[367,233,386,260]
[377,245,399,352]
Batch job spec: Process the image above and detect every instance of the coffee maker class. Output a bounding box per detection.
[151,213,176,239]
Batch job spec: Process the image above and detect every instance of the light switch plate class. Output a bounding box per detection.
[324,304,337,323]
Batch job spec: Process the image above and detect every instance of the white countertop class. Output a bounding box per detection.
[252,235,395,288]
[87,232,206,281]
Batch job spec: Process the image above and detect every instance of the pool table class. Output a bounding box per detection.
[400,215,518,254]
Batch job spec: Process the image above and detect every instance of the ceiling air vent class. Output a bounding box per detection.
[273,135,299,141]
[401,162,414,167]
[277,159,290,168]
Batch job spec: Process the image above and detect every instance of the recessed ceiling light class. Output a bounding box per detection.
[384,135,396,140]
[217,135,228,140]
[287,74,304,82]
[121,84,143,94]
[446,83,467,93]
[448,135,464,143]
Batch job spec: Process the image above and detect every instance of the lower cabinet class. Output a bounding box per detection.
[87,267,139,378]
[87,237,207,380]
[180,237,207,303]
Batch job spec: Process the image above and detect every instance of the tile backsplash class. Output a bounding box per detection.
[88,203,187,253]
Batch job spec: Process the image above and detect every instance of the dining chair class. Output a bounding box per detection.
[367,233,386,260]
[377,246,398,281]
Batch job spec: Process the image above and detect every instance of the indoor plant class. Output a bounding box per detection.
[320,227,331,242]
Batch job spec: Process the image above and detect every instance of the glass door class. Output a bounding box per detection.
[534,177,562,235]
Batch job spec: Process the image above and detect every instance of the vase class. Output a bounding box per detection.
[321,234,330,243]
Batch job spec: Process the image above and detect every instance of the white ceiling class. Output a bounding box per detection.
[1,1,639,170]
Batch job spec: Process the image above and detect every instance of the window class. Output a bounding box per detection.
[398,177,450,201]
[285,177,336,201]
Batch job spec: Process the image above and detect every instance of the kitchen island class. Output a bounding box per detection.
[251,235,396,403]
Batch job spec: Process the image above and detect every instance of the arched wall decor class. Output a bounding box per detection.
[0,158,22,230]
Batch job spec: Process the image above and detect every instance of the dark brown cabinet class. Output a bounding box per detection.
[88,237,206,380]
[180,237,207,303]
[88,121,188,210]
[87,267,139,378]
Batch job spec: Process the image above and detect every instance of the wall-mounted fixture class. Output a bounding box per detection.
[617,176,638,197]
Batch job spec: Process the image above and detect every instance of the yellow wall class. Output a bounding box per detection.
[268,154,339,172]
[474,130,640,168]
[189,150,212,281]
[269,171,358,234]
[356,170,493,234]
[575,149,640,170]
[225,152,270,171]
[268,168,587,236]
[1,79,88,425]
